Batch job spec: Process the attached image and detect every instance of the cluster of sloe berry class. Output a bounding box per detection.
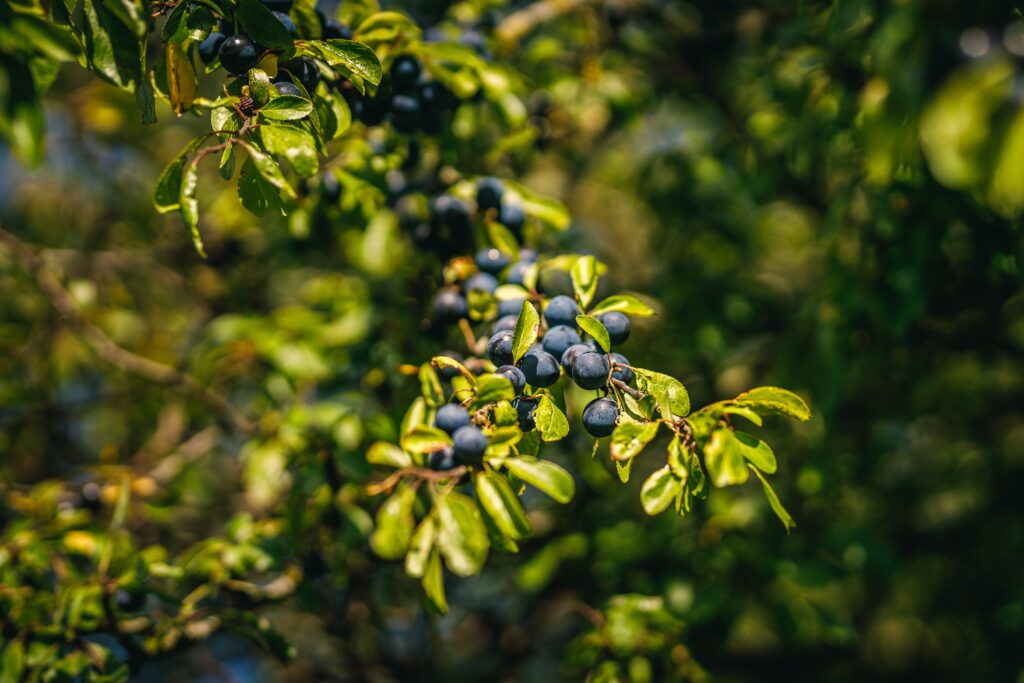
[426,183,636,469]
[197,0,344,94]
[403,176,526,257]
[341,55,457,133]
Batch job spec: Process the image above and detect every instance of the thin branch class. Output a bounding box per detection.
[0,227,255,435]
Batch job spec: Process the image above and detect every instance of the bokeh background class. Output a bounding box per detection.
[3,0,1024,680]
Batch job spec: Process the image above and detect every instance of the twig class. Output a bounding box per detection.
[0,227,255,435]
[610,377,644,400]
[366,465,467,496]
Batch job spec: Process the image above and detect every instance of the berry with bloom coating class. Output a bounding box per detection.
[498,297,525,318]
[521,350,560,388]
[572,351,610,390]
[498,200,525,234]
[598,311,631,345]
[433,289,467,323]
[544,295,579,328]
[476,247,511,274]
[514,398,537,430]
[390,55,422,91]
[492,315,518,334]
[487,330,515,366]
[495,365,526,394]
[542,325,581,360]
[435,404,471,435]
[453,425,488,464]
[465,272,499,296]
[582,397,619,437]
[506,262,530,286]
[560,343,591,373]
[429,446,458,471]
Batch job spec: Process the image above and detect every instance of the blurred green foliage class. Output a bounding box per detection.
[2,0,1024,681]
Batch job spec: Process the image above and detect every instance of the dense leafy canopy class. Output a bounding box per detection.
[1,0,1023,681]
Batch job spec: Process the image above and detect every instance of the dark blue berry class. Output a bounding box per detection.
[521,350,560,388]
[465,272,499,296]
[498,200,525,234]
[390,94,420,132]
[199,32,226,65]
[435,404,471,435]
[476,177,505,212]
[514,398,537,431]
[492,315,518,334]
[560,343,591,373]
[390,55,422,91]
[453,425,488,464]
[433,289,467,323]
[495,365,526,394]
[274,81,302,97]
[582,397,618,437]
[476,247,511,274]
[506,262,530,286]
[429,446,458,471]
[487,330,515,366]
[272,11,297,37]
[219,36,259,75]
[544,295,579,329]
[498,297,526,318]
[610,353,633,384]
[572,351,610,390]
[542,325,581,359]
[598,312,631,345]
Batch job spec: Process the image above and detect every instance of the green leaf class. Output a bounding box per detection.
[153,136,204,213]
[588,294,656,317]
[609,420,659,462]
[81,0,144,89]
[721,404,763,427]
[634,368,690,419]
[704,429,749,487]
[259,94,314,121]
[533,395,569,442]
[435,491,489,576]
[503,456,574,503]
[366,441,411,469]
[432,355,477,386]
[308,39,383,86]
[178,160,206,257]
[570,255,598,309]
[487,220,519,256]
[475,471,532,540]
[236,0,294,50]
[733,386,811,421]
[615,458,632,483]
[354,11,422,43]
[640,466,684,515]
[405,516,436,578]
[576,314,611,353]
[369,485,416,560]
[238,157,285,216]
[416,364,446,407]
[160,0,189,42]
[243,143,297,198]
[472,374,515,409]
[750,467,795,532]
[400,426,452,454]
[511,301,540,363]
[734,431,777,474]
[421,549,448,614]
[259,124,319,177]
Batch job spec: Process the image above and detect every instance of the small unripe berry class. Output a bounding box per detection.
[582,397,619,437]
[572,351,610,390]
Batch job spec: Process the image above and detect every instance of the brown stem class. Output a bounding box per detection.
[0,228,255,435]
[366,465,468,496]
[610,377,644,400]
